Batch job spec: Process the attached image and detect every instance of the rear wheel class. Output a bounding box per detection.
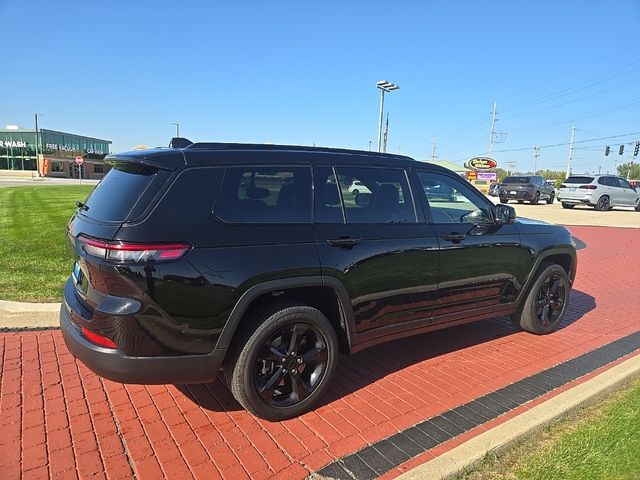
[562,202,574,209]
[530,192,540,205]
[595,195,610,211]
[224,302,339,421]
[513,263,570,334]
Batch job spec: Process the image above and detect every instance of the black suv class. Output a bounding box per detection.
[499,175,555,204]
[61,140,576,420]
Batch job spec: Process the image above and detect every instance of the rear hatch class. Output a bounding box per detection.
[67,158,174,312]
[559,176,595,200]
[500,177,533,196]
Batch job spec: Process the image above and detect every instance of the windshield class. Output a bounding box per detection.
[564,176,594,184]
[82,162,159,222]
[503,177,530,184]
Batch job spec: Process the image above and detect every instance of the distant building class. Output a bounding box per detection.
[0,126,112,179]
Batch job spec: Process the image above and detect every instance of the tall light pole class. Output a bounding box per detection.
[171,122,180,138]
[376,81,399,152]
[566,126,576,179]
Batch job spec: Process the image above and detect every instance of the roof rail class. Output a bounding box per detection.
[169,137,193,148]
[185,142,410,158]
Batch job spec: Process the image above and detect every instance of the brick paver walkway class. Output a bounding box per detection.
[1,226,638,479]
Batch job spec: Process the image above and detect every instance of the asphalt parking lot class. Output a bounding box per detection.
[1,225,640,479]
[487,195,640,228]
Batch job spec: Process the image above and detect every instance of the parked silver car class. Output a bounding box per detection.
[557,175,640,211]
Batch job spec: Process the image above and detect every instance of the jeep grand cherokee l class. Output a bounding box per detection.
[61,140,577,420]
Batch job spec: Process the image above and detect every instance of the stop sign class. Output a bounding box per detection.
[75,156,84,165]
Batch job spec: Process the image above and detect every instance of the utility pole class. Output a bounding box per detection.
[533,146,540,175]
[566,126,576,178]
[488,101,497,157]
[431,135,438,161]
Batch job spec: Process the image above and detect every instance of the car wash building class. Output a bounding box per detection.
[0,126,112,179]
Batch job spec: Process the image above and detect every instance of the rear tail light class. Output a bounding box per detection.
[81,326,117,349]
[579,185,597,190]
[77,235,191,262]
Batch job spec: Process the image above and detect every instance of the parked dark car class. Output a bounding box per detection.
[488,182,501,197]
[498,175,555,204]
[61,140,577,420]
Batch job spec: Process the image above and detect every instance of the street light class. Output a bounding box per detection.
[376,80,399,152]
[171,122,180,137]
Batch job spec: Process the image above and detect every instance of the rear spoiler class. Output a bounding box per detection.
[105,149,186,170]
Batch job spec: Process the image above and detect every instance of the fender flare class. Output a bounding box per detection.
[214,275,355,351]
[515,246,577,306]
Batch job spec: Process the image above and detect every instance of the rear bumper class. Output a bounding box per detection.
[499,188,534,199]
[60,304,225,384]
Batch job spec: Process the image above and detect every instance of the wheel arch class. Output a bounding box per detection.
[516,247,576,307]
[216,276,355,354]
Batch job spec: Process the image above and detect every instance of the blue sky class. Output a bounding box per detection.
[3,1,639,174]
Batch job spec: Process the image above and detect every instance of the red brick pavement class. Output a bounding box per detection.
[1,225,639,479]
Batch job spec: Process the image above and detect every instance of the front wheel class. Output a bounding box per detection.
[225,302,339,421]
[513,263,570,334]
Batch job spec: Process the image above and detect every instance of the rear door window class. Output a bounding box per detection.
[215,166,312,223]
[82,162,160,222]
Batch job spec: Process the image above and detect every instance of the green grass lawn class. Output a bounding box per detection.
[460,378,640,480]
[0,185,95,302]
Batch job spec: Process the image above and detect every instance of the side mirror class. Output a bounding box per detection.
[355,192,372,207]
[495,204,516,224]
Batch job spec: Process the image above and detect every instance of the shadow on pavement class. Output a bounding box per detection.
[177,289,596,414]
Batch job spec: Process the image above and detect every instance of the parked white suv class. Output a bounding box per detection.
[558,175,640,211]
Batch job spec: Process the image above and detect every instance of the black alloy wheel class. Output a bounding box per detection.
[531,192,540,205]
[253,323,328,408]
[533,273,567,328]
[514,263,570,334]
[225,302,338,420]
[595,195,610,211]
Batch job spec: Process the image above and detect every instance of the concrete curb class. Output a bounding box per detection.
[397,353,640,480]
[0,300,61,329]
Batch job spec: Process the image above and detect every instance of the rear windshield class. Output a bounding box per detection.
[564,176,594,184]
[82,162,159,222]
[503,176,530,184]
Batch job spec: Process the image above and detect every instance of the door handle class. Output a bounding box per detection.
[442,233,466,243]
[326,237,361,247]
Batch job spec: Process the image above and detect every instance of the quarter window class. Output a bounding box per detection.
[215,166,312,223]
[418,172,493,224]
[334,167,416,224]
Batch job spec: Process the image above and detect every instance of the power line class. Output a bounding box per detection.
[492,130,640,153]
[501,58,640,113]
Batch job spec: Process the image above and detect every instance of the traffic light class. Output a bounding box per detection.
[634,142,640,157]
[619,144,624,155]
[605,145,610,156]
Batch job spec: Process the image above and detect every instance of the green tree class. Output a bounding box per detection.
[617,161,640,180]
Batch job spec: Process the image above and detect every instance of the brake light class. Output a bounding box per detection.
[81,326,117,349]
[77,235,191,262]
[579,185,597,190]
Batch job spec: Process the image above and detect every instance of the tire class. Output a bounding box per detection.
[352,189,359,195]
[547,193,555,204]
[517,200,524,204]
[530,192,540,205]
[562,202,574,209]
[499,196,508,204]
[595,195,610,211]
[224,301,339,421]
[512,263,570,335]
